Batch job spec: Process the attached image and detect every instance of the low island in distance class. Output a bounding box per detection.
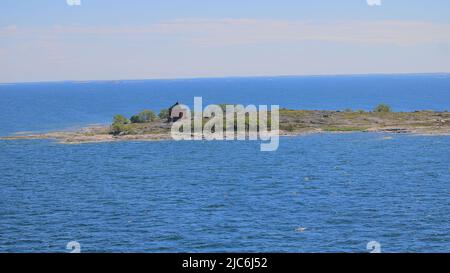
[2,104,449,144]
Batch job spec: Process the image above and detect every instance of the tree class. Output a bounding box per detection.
[110,123,127,135]
[130,115,141,123]
[158,109,169,120]
[374,104,392,113]
[130,110,157,123]
[111,114,130,135]
[113,114,129,125]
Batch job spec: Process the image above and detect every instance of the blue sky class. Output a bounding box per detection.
[1,0,450,83]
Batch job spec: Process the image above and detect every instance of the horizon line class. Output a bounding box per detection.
[1,72,450,85]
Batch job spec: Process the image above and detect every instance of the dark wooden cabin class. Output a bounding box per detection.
[168,102,186,122]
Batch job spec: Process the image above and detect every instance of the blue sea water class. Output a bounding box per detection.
[0,74,450,136]
[0,75,449,252]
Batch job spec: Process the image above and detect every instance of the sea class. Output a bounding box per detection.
[0,74,449,252]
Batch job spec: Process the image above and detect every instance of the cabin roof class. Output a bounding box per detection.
[168,102,179,110]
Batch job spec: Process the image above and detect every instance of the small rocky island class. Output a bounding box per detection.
[2,104,449,144]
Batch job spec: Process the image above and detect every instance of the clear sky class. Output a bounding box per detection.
[1,0,450,83]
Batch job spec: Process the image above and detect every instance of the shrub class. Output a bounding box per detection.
[158,109,169,120]
[110,123,127,135]
[110,115,130,135]
[130,115,141,123]
[113,114,129,125]
[374,104,392,113]
[130,110,156,123]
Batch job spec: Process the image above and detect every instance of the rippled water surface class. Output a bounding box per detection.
[0,75,449,252]
[1,74,449,136]
[1,134,449,252]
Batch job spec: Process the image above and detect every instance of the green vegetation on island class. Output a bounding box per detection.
[2,104,449,144]
[107,104,449,136]
[111,110,159,135]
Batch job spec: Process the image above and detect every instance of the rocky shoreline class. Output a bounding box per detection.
[1,110,449,144]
